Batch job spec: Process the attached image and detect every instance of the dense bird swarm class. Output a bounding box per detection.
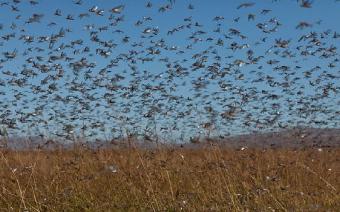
[0,0,339,145]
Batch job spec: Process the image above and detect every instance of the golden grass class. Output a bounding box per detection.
[0,145,339,211]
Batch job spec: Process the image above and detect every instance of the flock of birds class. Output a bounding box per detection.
[0,0,339,144]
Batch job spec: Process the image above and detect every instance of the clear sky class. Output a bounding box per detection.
[0,0,339,142]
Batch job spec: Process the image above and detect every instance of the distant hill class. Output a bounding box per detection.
[2,128,340,150]
[206,128,340,149]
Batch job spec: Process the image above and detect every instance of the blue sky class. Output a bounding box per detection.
[0,0,339,141]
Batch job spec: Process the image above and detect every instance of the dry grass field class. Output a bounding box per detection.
[0,144,339,211]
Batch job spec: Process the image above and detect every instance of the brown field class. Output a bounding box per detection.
[0,144,339,211]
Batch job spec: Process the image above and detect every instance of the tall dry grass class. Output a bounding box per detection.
[0,144,339,211]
